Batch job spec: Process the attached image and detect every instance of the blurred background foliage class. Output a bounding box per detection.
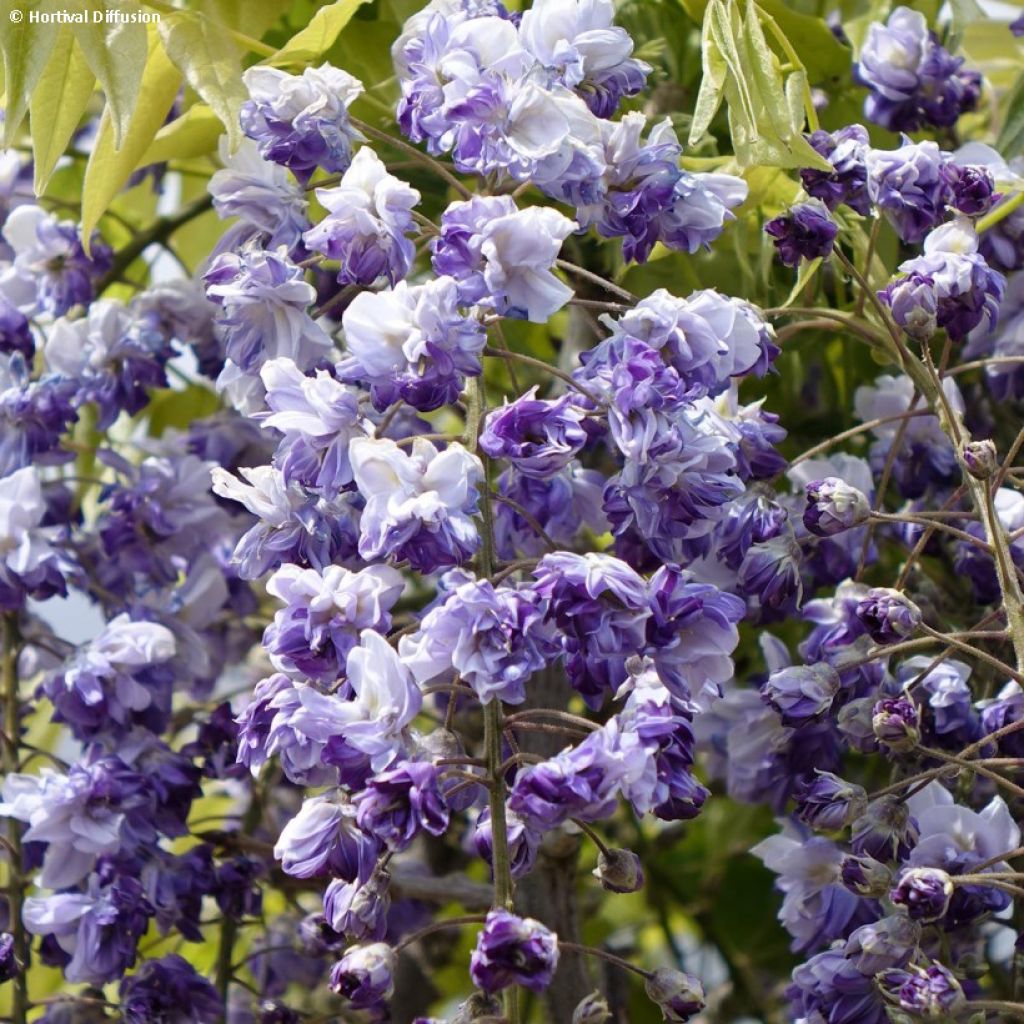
[1,0,1023,1019]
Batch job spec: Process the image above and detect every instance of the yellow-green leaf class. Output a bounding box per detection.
[81,29,181,251]
[158,10,246,151]
[0,1,59,148]
[266,0,371,66]
[70,0,148,149]
[140,103,225,166]
[30,27,96,193]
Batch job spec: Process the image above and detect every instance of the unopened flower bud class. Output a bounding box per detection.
[841,854,893,897]
[877,962,966,1019]
[962,439,998,479]
[796,771,867,831]
[593,848,644,893]
[645,968,705,1022]
[855,588,921,644]
[873,696,921,752]
[572,991,612,1024]
[803,478,871,536]
[0,934,21,983]
[890,867,954,922]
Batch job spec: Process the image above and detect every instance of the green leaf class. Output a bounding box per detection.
[267,0,371,65]
[998,71,1024,160]
[688,1,728,146]
[0,1,59,148]
[690,0,831,171]
[81,29,181,250]
[70,0,148,149]
[30,27,96,193]
[158,11,246,151]
[140,103,225,166]
[677,0,849,82]
[949,0,984,44]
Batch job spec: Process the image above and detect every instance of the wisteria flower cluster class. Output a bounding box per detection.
[0,0,1024,1022]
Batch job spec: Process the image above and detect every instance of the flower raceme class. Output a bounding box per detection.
[0,0,1022,1022]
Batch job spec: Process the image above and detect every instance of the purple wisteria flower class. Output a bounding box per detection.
[205,244,332,381]
[473,807,540,880]
[304,148,420,285]
[890,866,954,921]
[800,125,871,214]
[323,868,391,940]
[585,287,777,401]
[518,0,650,116]
[762,663,841,727]
[573,114,748,262]
[357,759,450,851]
[263,563,404,682]
[40,614,176,742]
[208,139,310,254]
[880,219,1006,341]
[764,200,837,266]
[274,794,379,881]
[479,387,588,477]
[400,575,556,704]
[211,464,360,579]
[24,870,155,984]
[532,551,650,707]
[803,478,871,537]
[873,695,921,751]
[866,139,953,244]
[469,909,559,993]
[44,300,172,428]
[795,772,867,831]
[329,942,396,1009]
[855,588,922,644]
[856,7,981,131]
[259,357,370,496]
[877,962,966,1017]
[350,437,483,572]
[432,196,576,321]
[645,968,705,1022]
[339,275,486,412]
[0,205,111,317]
[0,465,69,609]
[119,954,221,1024]
[241,65,365,183]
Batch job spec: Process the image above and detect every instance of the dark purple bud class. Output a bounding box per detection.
[593,848,644,893]
[762,663,841,727]
[852,796,919,861]
[855,588,921,644]
[795,771,868,831]
[0,933,21,983]
[644,968,705,1022]
[573,991,612,1024]
[841,854,893,897]
[890,867,954,921]
[963,439,998,479]
[329,942,396,1009]
[1013,11,1024,36]
[946,163,997,217]
[877,962,966,1017]
[872,696,921,752]
[469,909,559,994]
[803,477,871,536]
[764,200,838,267]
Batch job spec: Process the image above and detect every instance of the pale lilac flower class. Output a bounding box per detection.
[304,148,420,285]
[241,65,365,183]
[350,437,483,572]
[340,275,485,411]
[208,139,309,253]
